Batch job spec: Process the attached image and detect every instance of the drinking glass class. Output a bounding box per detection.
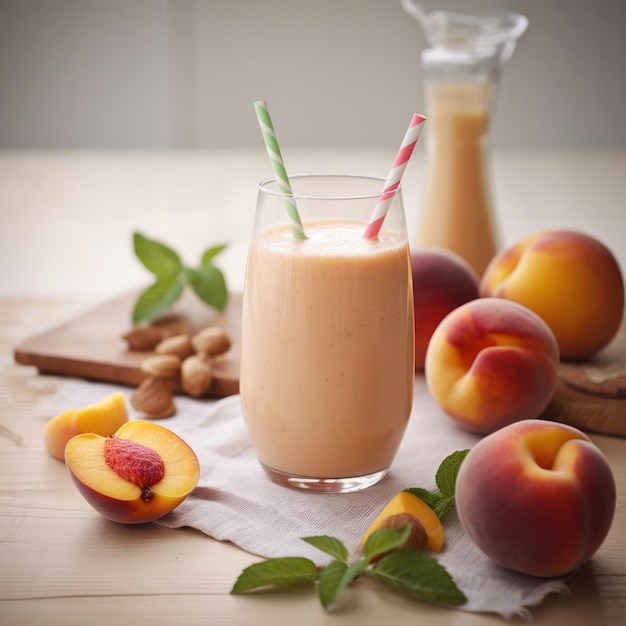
[240,174,414,493]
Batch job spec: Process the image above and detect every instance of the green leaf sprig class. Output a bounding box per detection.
[230,449,470,612]
[231,525,465,610]
[131,232,229,325]
[404,449,469,519]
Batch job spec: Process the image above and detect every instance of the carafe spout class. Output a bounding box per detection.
[401,0,528,67]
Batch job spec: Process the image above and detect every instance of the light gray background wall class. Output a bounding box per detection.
[1,0,625,150]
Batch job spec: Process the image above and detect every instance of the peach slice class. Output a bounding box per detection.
[43,392,129,461]
[360,491,444,552]
[65,420,200,524]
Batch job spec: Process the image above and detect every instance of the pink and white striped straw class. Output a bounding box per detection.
[363,113,426,239]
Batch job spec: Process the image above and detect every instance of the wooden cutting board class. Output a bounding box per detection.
[542,317,625,437]
[13,290,625,436]
[14,289,241,398]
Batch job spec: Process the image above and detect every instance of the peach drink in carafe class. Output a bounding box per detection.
[403,0,528,276]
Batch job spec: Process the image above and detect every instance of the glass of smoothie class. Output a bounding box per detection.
[240,173,414,493]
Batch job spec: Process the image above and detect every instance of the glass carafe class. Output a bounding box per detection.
[402,1,528,277]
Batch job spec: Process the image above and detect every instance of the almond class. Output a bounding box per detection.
[155,333,195,359]
[181,355,214,397]
[140,354,182,379]
[379,513,428,552]
[191,327,231,357]
[121,325,164,350]
[130,376,176,418]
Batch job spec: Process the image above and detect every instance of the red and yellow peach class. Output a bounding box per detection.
[455,419,616,578]
[360,490,444,553]
[481,230,624,360]
[65,420,200,524]
[43,392,129,461]
[425,298,560,434]
[411,248,480,370]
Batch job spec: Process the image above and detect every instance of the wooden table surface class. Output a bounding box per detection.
[1,150,625,625]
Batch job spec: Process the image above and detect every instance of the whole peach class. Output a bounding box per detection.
[456,419,616,578]
[411,248,480,370]
[481,230,624,360]
[425,298,560,434]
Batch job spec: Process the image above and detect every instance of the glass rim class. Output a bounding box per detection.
[258,173,400,201]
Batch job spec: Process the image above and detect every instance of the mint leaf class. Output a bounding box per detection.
[302,536,349,563]
[318,560,349,608]
[304,536,367,609]
[403,487,440,511]
[436,449,470,496]
[184,264,228,311]
[133,232,182,276]
[404,449,469,520]
[318,559,367,609]
[132,274,184,325]
[432,495,456,520]
[368,548,466,606]
[362,525,411,563]
[230,557,318,594]
[131,232,229,323]
[201,243,228,266]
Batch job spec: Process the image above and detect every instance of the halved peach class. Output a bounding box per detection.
[65,420,200,524]
[43,392,129,460]
[360,491,444,552]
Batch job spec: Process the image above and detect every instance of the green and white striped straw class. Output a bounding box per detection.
[254,100,307,240]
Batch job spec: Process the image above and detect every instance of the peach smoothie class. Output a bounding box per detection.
[240,219,414,482]
[416,81,497,276]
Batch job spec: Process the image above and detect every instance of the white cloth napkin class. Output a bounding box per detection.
[45,378,571,618]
